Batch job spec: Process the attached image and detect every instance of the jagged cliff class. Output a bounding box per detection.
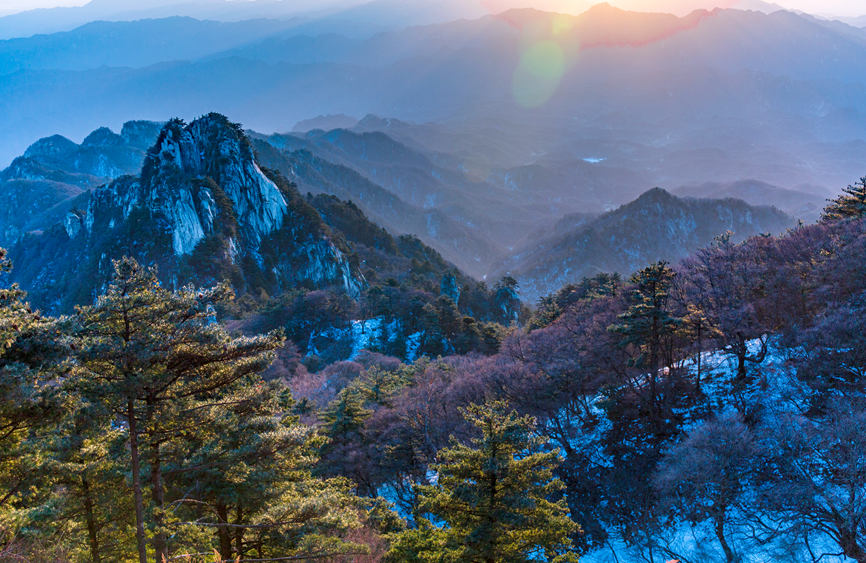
[9,113,363,312]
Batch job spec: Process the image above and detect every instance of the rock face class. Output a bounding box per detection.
[495,188,796,302]
[140,117,289,255]
[9,113,363,312]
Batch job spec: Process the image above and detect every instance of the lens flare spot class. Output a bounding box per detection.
[512,40,566,108]
[551,14,574,36]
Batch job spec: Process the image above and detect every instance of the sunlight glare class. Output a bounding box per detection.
[512,39,568,108]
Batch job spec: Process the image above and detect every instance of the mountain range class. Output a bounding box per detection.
[1,3,863,219]
[0,113,803,309]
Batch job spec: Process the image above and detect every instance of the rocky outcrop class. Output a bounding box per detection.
[9,113,363,312]
[142,117,288,253]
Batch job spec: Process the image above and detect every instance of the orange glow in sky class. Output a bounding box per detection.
[480,0,865,17]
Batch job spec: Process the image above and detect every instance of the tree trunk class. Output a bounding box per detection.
[81,476,102,563]
[148,403,167,562]
[714,514,734,563]
[216,503,233,560]
[235,504,245,558]
[485,439,498,563]
[736,333,747,381]
[128,399,149,563]
[696,322,703,392]
[840,528,866,563]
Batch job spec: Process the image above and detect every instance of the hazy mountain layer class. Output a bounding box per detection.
[496,187,795,301]
[1,5,864,199]
[0,120,162,246]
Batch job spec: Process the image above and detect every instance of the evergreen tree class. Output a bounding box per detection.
[609,261,682,425]
[0,248,64,548]
[822,176,866,222]
[71,257,283,562]
[41,398,135,562]
[318,365,414,494]
[387,401,579,563]
[170,382,368,561]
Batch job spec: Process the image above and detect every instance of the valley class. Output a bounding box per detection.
[1,1,866,562]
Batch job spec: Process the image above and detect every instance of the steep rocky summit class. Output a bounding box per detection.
[9,114,363,312]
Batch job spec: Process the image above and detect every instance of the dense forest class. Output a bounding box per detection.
[3,176,866,562]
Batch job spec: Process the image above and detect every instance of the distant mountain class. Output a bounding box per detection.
[486,158,650,216]
[0,120,162,245]
[252,128,546,256]
[293,114,359,132]
[495,188,795,302]
[251,139,500,277]
[8,114,363,312]
[2,5,864,195]
[0,0,485,41]
[0,18,298,74]
[0,0,349,40]
[673,179,830,222]
[843,15,866,28]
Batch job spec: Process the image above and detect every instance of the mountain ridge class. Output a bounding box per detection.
[496,187,795,301]
[7,113,364,312]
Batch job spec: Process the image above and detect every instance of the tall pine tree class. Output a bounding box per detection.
[388,401,579,563]
[609,261,681,428]
[71,258,282,562]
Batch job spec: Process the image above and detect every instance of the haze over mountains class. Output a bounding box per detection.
[1,0,864,295]
[2,3,864,180]
[6,4,866,562]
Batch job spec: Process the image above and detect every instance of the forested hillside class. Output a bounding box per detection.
[497,187,795,301]
[4,151,866,559]
[3,0,866,560]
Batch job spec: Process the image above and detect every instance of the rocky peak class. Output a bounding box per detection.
[81,127,125,148]
[24,135,78,160]
[140,114,288,254]
[7,113,365,313]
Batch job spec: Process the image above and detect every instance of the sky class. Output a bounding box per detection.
[0,0,863,18]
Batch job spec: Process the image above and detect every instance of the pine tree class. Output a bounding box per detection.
[822,176,866,222]
[71,257,283,562]
[41,398,135,562]
[605,263,685,549]
[387,401,579,563]
[319,366,413,494]
[0,248,64,548]
[169,383,368,561]
[609,261,681,426]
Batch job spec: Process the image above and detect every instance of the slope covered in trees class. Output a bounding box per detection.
[5,177,866,561]
[281,178,866,562]
[4,107,866,561]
